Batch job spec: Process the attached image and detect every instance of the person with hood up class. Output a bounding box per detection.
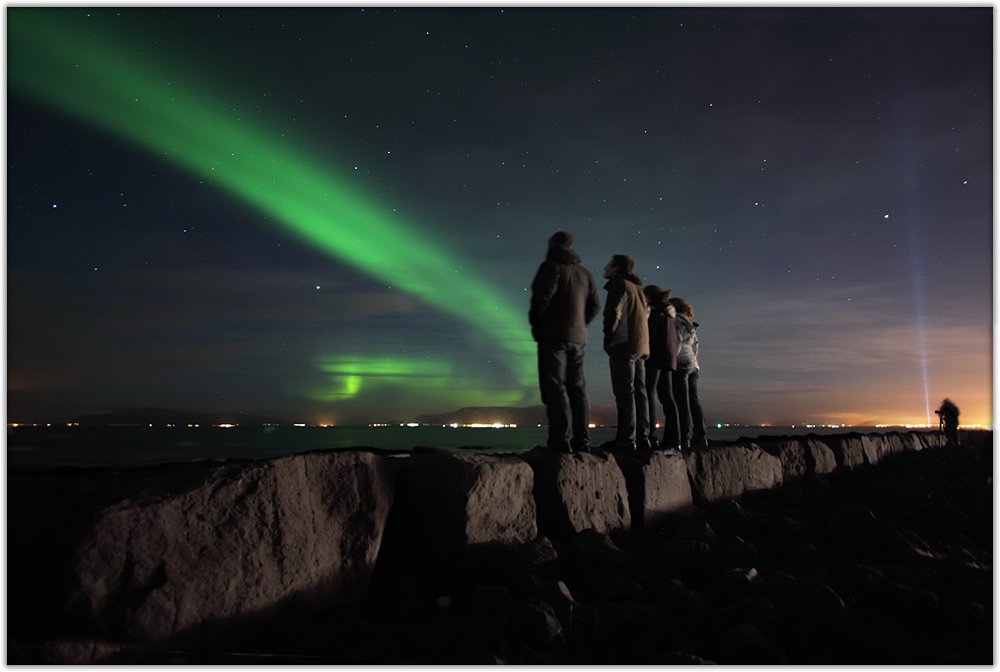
[644,285,681,452]
[529,231,601,453]
[603,254,650,451]
[669,296,708,452]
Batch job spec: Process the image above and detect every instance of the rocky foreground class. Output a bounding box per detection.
[6,430,992,664]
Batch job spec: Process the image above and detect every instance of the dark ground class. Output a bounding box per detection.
[7,433,993,664]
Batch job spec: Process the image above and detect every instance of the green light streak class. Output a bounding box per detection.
[8,9,536,399]
[310,355,524,406]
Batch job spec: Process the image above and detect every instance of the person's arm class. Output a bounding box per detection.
[603,281,624,350]
[528,262,557,340]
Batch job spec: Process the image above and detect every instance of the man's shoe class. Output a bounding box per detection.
[637,439,653,452]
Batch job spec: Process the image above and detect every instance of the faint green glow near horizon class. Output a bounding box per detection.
[312,355,524,406]
[8,9,537,402]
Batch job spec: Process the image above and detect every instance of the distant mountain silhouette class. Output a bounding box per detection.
[72,408,290,427]
[415,405,616,427]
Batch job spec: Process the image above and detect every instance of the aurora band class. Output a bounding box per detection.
[8,9,537,401]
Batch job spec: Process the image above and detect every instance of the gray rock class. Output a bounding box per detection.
[615,450,695,531]
[528,452,631,539]
[828,434,866,470]
[802,437,838,475]
[73,452,394,641]
[685,443,783,504]
[404,449,537,548]
[861,434,895,465]
[769,438,809,481]
[917,431,944,450]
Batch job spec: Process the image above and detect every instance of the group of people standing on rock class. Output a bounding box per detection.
[529,230,707,455]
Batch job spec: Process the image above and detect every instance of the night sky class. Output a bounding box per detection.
[6,6,993,427]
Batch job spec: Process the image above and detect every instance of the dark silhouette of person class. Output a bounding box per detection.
[603,254,650,451]
[935,398,960,446]
[644,285,681,452]
[670,296,708,451]
[529,231,601,453]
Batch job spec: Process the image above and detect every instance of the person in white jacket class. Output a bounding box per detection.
[669,297,708,451]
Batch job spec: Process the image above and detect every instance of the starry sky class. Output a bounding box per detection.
[6,6,993,427]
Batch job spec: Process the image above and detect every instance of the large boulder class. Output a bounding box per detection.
[862,434,897,465]
[914,431,941,450]
[370,450,537,594]
[802,437,838,475]
[827,434,867,470]
[685,444,783,504]
[72,451,394,641]
[766,438,809,481]
[527,452,631,540]
[615,451,695,530]
[400,449,537,548]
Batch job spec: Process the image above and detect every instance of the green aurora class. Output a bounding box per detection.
[8,9,537,410]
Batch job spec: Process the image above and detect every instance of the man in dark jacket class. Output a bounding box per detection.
[644,285,681,452]
[529,231,601,453]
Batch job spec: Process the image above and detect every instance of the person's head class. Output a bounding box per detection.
[644,285,672,307]
[669,297,694,320]
[548,230,573,250]
[604,254,634,279]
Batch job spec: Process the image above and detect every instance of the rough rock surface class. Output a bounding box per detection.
[401,449,537,548]
[828,434,868,470]
[685,444,783,504]
[802,437,838,475]
[72,452,394,640]
[8,429,988,664]
[527,451,631,539]
[615,450,695,530]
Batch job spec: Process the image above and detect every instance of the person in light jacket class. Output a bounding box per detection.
[670,297,708,451]
[603,254,650,451]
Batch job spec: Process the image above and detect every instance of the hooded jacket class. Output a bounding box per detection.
[647,302,679,370]
[675,313,700,371]
[529,246,600,344]
[603,274,650,356]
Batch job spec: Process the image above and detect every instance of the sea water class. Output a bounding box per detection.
[5,424,938,469]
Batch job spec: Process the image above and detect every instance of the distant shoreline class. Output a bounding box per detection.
[7,424,978,471]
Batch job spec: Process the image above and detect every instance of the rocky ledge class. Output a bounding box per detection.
[7,430,992,663]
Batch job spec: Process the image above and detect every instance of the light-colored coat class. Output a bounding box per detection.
[675,313,700,371]
[603,276,650,356]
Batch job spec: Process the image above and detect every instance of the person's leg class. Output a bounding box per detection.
[688,369,707,446]
[565,342,591,451]
[658,370,681,450]
[609,351,637,447]
[538,341,571,451]
[634,357,650,448]
[644,364,660,446]
[673,369,692,450]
